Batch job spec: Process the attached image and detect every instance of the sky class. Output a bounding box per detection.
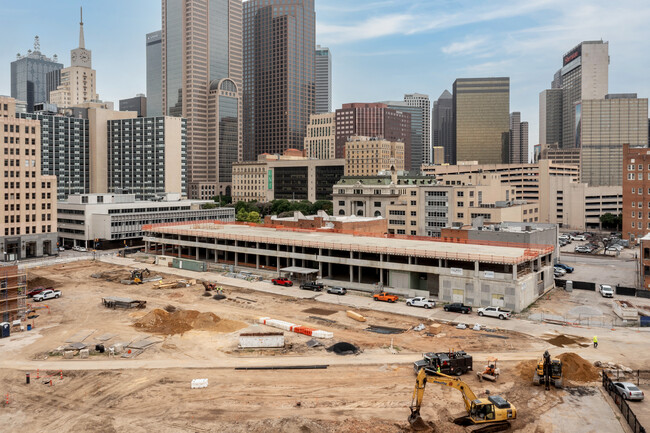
[1,0,650,149]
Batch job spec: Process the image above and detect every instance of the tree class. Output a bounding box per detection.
[271,199,292,215]
[236,208,249,222]
[211,195,232,206]
[600,213,622,230]
[246,211,261,224]
[311,200,333,215]
[202,203,217,209]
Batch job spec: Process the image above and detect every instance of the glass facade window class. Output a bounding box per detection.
[165,0,183,117]
[274,166,308,200]
[218,95,238,183]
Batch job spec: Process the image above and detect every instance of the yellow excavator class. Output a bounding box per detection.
[409,369,517,432]
[533,350,563,390]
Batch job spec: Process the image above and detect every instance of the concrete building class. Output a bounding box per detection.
[19,106,90,200]
[404,93,431,166]
[432,146,445,165]
[57,193,234,249]
[315,45,331,114]
[539,143,581,167]
[335,103,411,168]
[232,154,345,203]
[119,95,147,117]
[433,90,453,164]
[0,96,58,260]
[146,30,163,118]
[163,0,242,199]
[50,10,99,108]
[509,112,529,164]
[539,88,563,147]
[579,95,648,187]
[304,112,335,159]
[143,221,555,312]
[385,99,425,172]
[0,265,27,323]
[107,116,187,200]
[243,0,315,160]
[561,41,609,149]
[344,136,404,176]
[11,36,63,112]
[623,144,650,241]
[453,78,510,164]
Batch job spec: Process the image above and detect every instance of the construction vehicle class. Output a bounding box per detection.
[477,357,500,382]
[409,369,516,432]
[533,350,563,390]
[413,350,473,376]
[130,268,150,284]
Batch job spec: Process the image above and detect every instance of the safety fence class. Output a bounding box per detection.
[602,372,646,433]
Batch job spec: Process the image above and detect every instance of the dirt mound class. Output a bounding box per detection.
[28,276,59,289]
[134,308,246,335]
[546,334,588,347]
[514,359,539,381]
[558,352,600,382]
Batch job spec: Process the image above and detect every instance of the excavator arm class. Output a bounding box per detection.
[409,369,478,428]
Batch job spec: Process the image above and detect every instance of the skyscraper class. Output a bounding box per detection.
[453,78,510,164]
[384,100,424,171]
[315,45,332,114]
[432,90,453,163]
[50,8,99,108]
[509,112,529,164]
[119,95,147,117]
[243,0,316,160]
[10,36,63,112]
[404,93,431,164]
[146,30,162,117]
[335,103,411,169]
[162,0,243,199]
[539,88,562,147]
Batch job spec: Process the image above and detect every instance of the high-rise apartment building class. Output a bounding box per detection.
[146,30,163,117]
[107,116,186,199]
[162,0,242,199]
[315,45,331,114]
[11,37,63,113]
[509,112,529,164]
[453,78,510,164]
[404,93,431,165]
[0,96,58,260]
[19,106,90,200]
[539,88,563,147]
[50,9,99,108]
[344,136,405,176]
[304,112,336,159]
[335,103,411,169]
[579,95,648,187]
[432,90,453,164]
[119,95,147,117]
[243,0,315,160]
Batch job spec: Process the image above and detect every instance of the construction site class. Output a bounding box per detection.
[0,257,648,433]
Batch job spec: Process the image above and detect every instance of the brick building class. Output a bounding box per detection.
[623,144,650,241]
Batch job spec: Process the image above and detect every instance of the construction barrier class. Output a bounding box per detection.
[258,317,333,339]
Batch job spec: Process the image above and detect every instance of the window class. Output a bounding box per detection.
[633,202,636,208]
[410,191,417,196]
[633,188,636,194]
[410,211,416,216]
[410,221,417,226]
[457,202,464,207]
[457,191,464,197]
[374,201,381,207]
[632,212,636,217]
[628,173,636,180]
[410,201,416,206]
[397,229,405,235]
[338,201,344,206]
[457,213,464,218]
[410,231,417,235]
[639,173,643,180]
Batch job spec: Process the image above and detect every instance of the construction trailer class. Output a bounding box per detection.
[0,265,27,322]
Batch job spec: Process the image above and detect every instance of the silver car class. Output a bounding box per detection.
[327,286,347,295]
[612,382,644,401]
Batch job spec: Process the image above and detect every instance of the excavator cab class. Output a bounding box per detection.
[533,351,563,389]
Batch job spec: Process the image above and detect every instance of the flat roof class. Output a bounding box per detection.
[144,222,552,265]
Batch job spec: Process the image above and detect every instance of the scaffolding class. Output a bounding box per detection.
[0,265,28,323]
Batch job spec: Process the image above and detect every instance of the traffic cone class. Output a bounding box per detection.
[59,370,63,380]
[36,369,40,379]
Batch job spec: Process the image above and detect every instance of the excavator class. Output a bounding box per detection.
[409,369,516,433]
[130,268,150,284]
[533,350,563,390]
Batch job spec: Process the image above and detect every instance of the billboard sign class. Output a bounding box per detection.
[268,169,273,190]
[563,45,581,66]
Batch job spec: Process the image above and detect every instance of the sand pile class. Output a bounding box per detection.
[546,334,589,347]
[134,308,246,335]
[558,352,600,382]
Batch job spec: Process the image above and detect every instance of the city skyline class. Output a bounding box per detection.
[1,1,649,151]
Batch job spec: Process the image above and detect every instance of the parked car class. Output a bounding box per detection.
[611,382,645,401]
[299,281,324,292]
[477,306,512,320]
[553,266,567,276]
[27,286,48,297]
[327,286,347,295]
[443,303,472,314]
[406,297,435,309]
[575,246,590,253]
[554,269,564,278]
[554,263,574,273]
[58,247,65,252]
[33,289,61,302]
[571,235,587,241]
[373,292,399,303]
[271,277,293,287]
[559,234,570,240]
[599,284,614,298]
[77,247,87,252]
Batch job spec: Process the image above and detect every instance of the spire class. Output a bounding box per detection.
[79,6,85,49]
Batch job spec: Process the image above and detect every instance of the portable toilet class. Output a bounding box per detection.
[565,281,573,292]
[0,322,10,338]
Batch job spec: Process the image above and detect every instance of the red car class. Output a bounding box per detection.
[272,278,293,287]
[27,286,49,297]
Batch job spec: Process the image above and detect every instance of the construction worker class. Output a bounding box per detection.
[436,365,441,374]
[593,335,598,349]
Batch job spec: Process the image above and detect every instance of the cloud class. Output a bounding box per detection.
[317,13,415,44]
[442,37,488,56]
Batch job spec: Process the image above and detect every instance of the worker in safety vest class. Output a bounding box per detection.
[593,335,598,349]
[437,365,441,374]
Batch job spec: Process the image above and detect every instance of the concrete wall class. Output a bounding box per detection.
[239,333,285,348]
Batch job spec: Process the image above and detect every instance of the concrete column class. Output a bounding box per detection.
[235,251,238,266]
[256,253,259,269]
[318,261,322,278]
[358,266,362,283]
[380,267,384,284]
[474,261,479,276]
[328,262,332,277]
[162,243,165,255]
[349,265,354,282]
[214,248,218,263]
[195,247,199,260]
[292,246,296,266]
[177,246,181,258]
[512,264,517,280]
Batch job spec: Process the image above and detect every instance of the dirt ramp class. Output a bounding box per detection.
[134,308,246,335]
[557,352,600,382]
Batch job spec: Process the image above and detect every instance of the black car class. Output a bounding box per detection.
[443,303,472,314]
[299,282,324,292]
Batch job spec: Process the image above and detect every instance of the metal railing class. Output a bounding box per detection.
[602,372,646,433]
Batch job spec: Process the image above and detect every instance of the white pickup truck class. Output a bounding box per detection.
[477,306,512,320]
[405,297,435,309]
[33,289,62,302]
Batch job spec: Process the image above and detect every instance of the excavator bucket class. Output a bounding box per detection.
[408,410,431,431]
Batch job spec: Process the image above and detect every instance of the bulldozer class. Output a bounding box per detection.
[130,268,150,284]
[477,357,500,382]
[533,350,563,390]
[409,369,517,432]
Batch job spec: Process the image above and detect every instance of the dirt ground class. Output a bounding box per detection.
[0,261,634,432]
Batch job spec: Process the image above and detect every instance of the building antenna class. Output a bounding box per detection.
[34,36,40,52]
